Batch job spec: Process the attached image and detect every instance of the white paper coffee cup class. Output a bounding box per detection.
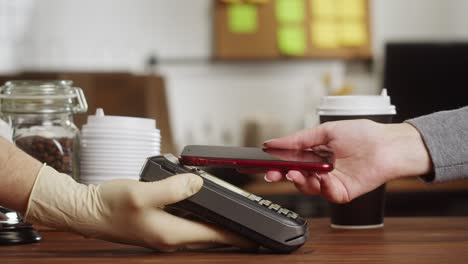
[318,89,396,117]
[317,89,396,229]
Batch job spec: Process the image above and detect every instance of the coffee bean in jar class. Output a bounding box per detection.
[0,80,88,182]
[15,136,75,175]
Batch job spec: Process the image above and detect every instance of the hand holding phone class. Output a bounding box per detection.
[180,145,334,173]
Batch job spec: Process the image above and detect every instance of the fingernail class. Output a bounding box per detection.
[263,139,275,145]
[264,175,272,183]
[285,174,293,182]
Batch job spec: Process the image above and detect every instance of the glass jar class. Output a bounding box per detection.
[0,80,88,181]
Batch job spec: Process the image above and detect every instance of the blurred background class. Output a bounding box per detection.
[1,0,467,217]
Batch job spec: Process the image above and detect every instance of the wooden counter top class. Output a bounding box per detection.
[2,217,468,264]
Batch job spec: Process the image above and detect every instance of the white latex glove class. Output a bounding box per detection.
[25,165,256,252]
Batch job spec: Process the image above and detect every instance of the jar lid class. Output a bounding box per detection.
[0,80,88,114]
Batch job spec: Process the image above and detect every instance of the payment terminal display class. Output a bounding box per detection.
[139,154,308,253]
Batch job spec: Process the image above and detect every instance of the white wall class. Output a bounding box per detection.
[19,0,212,71]
[161,61,340,149]
[372,0,452,59]
[2,0,468,149]
[0,0,34,72]
[447,0,468,39]
[12,0,462,70]
[4,0,346,149]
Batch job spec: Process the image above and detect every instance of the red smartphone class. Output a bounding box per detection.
[180,145,334,172]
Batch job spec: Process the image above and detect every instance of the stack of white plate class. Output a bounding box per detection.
[80,108,160,185]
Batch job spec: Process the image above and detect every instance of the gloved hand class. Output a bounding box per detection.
[25,165,256,252]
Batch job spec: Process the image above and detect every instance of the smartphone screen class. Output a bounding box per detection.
[180,145,334,172]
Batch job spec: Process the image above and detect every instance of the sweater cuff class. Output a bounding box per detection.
[405,107,468,183]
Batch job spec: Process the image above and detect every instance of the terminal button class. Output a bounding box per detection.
[247,194,262,202]
[268,204,281,211]
[259,200,272,207]
[287,212,298,219]
[278,208,290,216]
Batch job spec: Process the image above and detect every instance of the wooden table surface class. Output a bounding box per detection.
[2,217,468,264]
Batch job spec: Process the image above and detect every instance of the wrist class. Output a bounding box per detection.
[24,166,93,233]
[384,123,433,180]
[0,137,42,213]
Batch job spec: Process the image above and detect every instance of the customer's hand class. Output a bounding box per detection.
[264,120,432,203]
[25,166,256,252]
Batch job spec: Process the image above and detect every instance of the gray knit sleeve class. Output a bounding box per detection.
[406,107,468,183]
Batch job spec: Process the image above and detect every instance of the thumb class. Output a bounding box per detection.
[143,173,204,206]
[263,124,330,150]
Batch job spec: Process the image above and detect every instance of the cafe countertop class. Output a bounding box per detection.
[2,217,468,264]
